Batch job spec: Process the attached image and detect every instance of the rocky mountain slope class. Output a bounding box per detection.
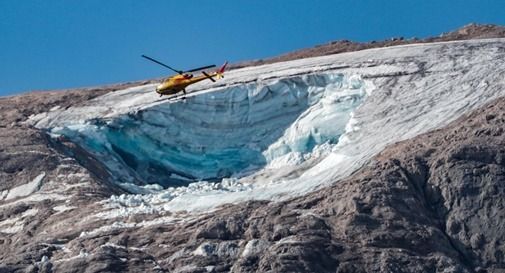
[1,80,504,273]
[1,24,505,272]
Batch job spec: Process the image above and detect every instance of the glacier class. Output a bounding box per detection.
[39,73,367,187]
[29,38,505,215]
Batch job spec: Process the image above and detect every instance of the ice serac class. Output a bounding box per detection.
[30,38,505,213]
[44,73,367,187]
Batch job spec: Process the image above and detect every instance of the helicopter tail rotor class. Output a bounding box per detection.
[201,71,216,82]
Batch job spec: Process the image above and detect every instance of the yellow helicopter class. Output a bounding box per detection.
[142,55,227,97]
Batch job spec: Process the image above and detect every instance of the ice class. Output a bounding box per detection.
[263,74,366,168]
[36,73,365,187]
[28,39,505,216]
[4,172,45,200]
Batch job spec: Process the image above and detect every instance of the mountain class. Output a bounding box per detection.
[1,24,505,272]
[232,23,505,68]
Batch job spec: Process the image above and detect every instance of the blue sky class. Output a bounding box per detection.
[1,0,504,96]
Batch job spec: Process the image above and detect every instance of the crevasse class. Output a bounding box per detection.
[51,73,366,187]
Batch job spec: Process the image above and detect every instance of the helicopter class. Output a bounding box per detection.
[142,55,227,97]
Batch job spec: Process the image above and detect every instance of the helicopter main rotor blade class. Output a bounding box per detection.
[202,71,216,82]
[185,64,216,73]
[141,55,183,74]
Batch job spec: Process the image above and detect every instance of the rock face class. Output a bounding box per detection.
[0,89,102,191]
[1,26,505,273]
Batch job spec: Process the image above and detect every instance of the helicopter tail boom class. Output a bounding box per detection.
[216,61,228,79]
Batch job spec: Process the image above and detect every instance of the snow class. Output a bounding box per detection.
[53,204,77,213]
[50,105,61,111]
[0,208,38,234]
[28,39,505,216]
[78,215,181,238]
[79,221,137,238]
[242,239,269,257]
[0,193,68,210]
[4,172,45,200]
[0,224,24,234]
[40,256,49,263]
[193,241,241,258]
[101,242,127,250]
[0,166,92,210]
